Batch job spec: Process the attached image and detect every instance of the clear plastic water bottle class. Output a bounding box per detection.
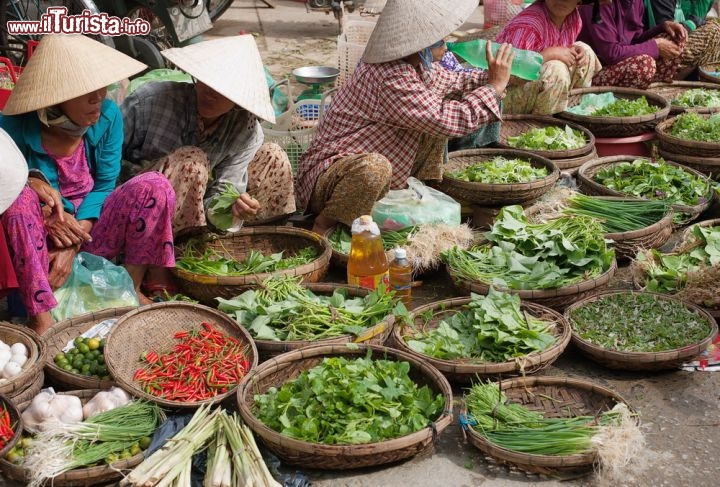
[389,248,412,307]
[446,39,543,81]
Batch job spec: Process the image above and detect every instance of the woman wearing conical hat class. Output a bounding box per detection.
[121,35,296,238]
[0,34,177,334]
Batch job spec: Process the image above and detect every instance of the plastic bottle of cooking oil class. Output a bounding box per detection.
[389,248,412,307]
[347,215,389,291]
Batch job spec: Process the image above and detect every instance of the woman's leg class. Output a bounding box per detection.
[244,142,297,223]
[679,19,720,71]
[592,55,657,89]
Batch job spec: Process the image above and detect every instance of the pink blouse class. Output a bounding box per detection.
[43,142,94,214]
[496,2,582,52]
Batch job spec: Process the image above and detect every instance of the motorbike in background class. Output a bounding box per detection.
[305,0,369,32]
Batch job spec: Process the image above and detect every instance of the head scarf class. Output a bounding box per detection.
[420,39,446,71]
[37,106,90,138]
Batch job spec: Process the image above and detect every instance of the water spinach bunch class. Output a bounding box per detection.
[405,288,556,361]
[448,157,548,184]
[672,88,720,108]
[216,275,400,341]
[328,225,416,254]
[590,96,656,116]
[668,112,720,142]
[507,125,586,151]
[442,205,614,290]
[564,194,670,233]
[254,351,445,445]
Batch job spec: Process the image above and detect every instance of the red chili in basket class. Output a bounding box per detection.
[0,407,15,449]
[134,322,251,402]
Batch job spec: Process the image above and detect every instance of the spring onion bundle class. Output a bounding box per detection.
[564,194,670,233]
[448,157,548,184]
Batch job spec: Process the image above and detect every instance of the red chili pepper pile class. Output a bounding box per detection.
[133,322,251,402]
[0,406,15,448]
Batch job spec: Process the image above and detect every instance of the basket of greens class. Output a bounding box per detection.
[497,115,595,159]
[172,226,331,304]
[439,149,559,206]
[391,289,571,383]
[325,225,406,268]
[648,82,720,114]
[698,62,720,85]
[655,112,720,158]
[657,148,720,180]
[565,290,718,371]
[236,343,453,469]
[462,377,641,476]
[217,275,399,361]
[442,205,616,311]
[558,87,670,138]
[577,156,713,226]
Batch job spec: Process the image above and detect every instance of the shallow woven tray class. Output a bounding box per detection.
[464,376,633,475]
[647,81,720,114]
[0,389,145,486]
[0,323,46,398]
[391,297,571,383]
[656,114,720,158]
[577,155,714,225]
[172,226,332,305]
[658,148,720,180]
[237,343,453,470]
[448,260,617,312]
[496,115,595,159]
[438,149,559,205]
[564,290,718,371]
[0,393,22,459]
[250,283,395,362]
[557,87,670,138]
[104,302,258,409]
[698,62,720,85]
[43,307,136,391]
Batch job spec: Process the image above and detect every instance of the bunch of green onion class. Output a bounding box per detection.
[564,194,670,233]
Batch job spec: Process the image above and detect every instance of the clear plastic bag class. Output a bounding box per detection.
[51,252,139,322]
[371,177,461,231]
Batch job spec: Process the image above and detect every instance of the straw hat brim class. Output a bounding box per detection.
[161,35,276,124]
[362,0,478,63]
[2,35,146,116]
[0,129,28,214]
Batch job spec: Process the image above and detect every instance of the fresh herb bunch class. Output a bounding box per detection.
[405,289,556,361]
[564,194,670,233]
[254,352,445,444]
[442,206,614,290]
[569,293,711,352]
[672,88,720,108]
[448,157,548,184]
[507,125,586,151]
[590,96,656,116]
[668,112,720,142]
[593,158,710,208]
[328,225,417,254]
[207,183,241,231]
[217,275,402,341]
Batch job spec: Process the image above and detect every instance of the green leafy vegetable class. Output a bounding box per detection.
[668,112,720,142]
[448,157,548,184]
[207,183,241,231]
[507,125,586,151]
[590,96,656,116]
[328,225,417,255]
[672,88,720,108]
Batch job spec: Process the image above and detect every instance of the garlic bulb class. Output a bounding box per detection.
[83,387,132,419]
[10,343,27,357]
[3,361,22,379]
[10,354,27,367]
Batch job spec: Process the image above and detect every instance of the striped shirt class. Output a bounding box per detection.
[496,2,582,51]
[295,60,501,209]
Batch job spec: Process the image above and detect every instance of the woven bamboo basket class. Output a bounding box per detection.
[438,149,560,205]
[577,156,714,225]
[249,283,395,361]
[656,114,720,158]
[0,389,147,486]
[104,302,258,409]
[553,148,598,175]
[172,226,332,305]
[237,343,453,469]
[565,290,718,371]
[0,393,22,459]
[0,323,46,399]
[557,87,670,138]
[464,376,634,475]
[9,371,44,407]
[497,115,595,159]
[391,297,571,383]
[698,62,720,85]
[658,148,720,180]
[648,81,720,114]
[43,307,136,391]
[449,259,617,312]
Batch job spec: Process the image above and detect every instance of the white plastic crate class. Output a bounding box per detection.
[337,20,376,86]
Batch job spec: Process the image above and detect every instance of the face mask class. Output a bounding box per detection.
[37,106,90,138]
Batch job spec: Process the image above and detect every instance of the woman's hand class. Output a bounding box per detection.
[570,45,589,66]
[27,177,64,222]
[655,38,682,60]
[541,47,576,67]
[232,193,261,220]
[45,211,93,249]
[48,246,78,289]
[487,42,514,97]
[663,20,688,42]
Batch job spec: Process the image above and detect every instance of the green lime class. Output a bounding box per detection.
[56,358,69,368]
[66,348,78,356]
[89,350,100,359]
[138,436,152,450]
[130,443,142,456]
[54,353,66,364]
[71,368,80,374]
[97,366,108,376]
[5,451,20,464]
[77,343,90,354]
[97,355,105,365]
[119,450,132,460]
[74,336,85,347]
[105,453,119,464]
[61,363,73,371]
[99,339,106,350]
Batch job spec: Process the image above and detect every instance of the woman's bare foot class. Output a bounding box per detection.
[137,289,155,306]
[28,312,54,335]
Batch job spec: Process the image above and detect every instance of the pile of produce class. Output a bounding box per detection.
[443,205,614,290]
[0,340,29,384]
[671,88,720,109]
[447,156,548,184]
[667,112,720,142]
[54,335,109,380]
[254,352,445,444]
[134,321,251,402]
[0,406,15,451]
[328,225,416,254]
[176,241,318,276]
[207,183,242,231]
[568,293,712,352]
[563,194,670,233]
[217,275,399,342]
[506,125,587,151]
[404,288,556,361]
[589,96,656,117]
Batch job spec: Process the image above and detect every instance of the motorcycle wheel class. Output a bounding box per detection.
[115,35,165,71]
[205,0,236,21]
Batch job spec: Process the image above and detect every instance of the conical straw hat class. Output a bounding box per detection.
[3,35,146,116]
[161,35,276,124]
[362,0,477,63]
[0,128,28,214]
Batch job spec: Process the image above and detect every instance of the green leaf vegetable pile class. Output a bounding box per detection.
[405,289,556,361]
[448,157,548,184]
[207,183,241,231]
[668,112,720,142]
[590,96,656,117]
[507,125,586,151]
[328,225,416,255]
[671,88,720,108]
[254,352,445,444]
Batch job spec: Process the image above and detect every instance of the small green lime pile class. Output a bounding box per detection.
[54,336,110,380]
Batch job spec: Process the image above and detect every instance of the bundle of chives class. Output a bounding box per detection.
[564,195,669,233]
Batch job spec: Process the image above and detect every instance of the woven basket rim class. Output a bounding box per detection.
[657,148,720,166]
[655,114,720,150]
[391,297,571,376]
[647,81,720,114]
[603,205,675,241]
[0,323,47,396]
[104,302,259,409]
[0,394,22,459]
[496,114,596,159]
[559,86,671,124]
[564,290,719,367]
[236,343,453,458]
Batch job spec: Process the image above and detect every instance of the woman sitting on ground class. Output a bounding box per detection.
[0,35,176,334]
[122,35,296,239]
